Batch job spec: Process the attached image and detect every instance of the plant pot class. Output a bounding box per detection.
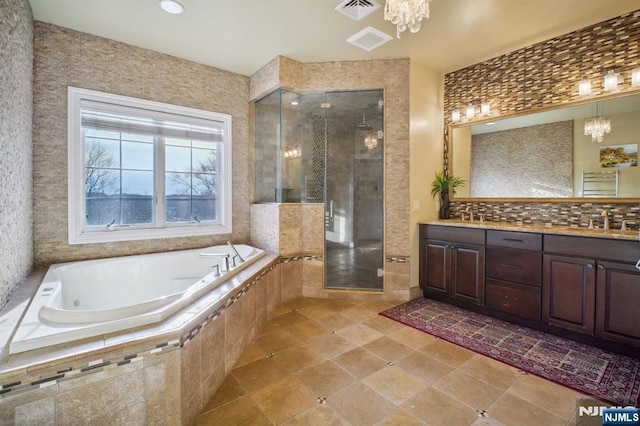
[439,190,450,219]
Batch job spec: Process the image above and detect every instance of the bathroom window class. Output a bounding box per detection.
[68,87,232,244]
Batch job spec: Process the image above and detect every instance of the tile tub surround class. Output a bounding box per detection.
[0,254,291,425]
[0,0,34,310]
[449,201,640,231]
[33,22,252,266]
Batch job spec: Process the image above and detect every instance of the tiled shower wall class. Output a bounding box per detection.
[445,10,640,224]
[33,22,251,266]
[0,0,33,308]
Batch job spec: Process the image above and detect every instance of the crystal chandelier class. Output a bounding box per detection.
[384,0,431,38]
[364,133,378,150]
[584,116,611,143]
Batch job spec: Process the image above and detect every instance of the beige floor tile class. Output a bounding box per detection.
[340,305,379,322]
[329,382,397,425]
[301,333,357,360]
[257,319,283,337]
[196,395,271,426]
[458,354,522,390]
[252,377,317,424]
[336,323,384,346]
[390,326,437,349]
[418,338,474,367]
[296,303,339,321]
[433,369,504,410]
[374,408,426,425]
[286,320,329,342]
[363,336,414,362]
[201,373,247,413]
[487,393,567,426]
[362,366,428,406]
[321,313,358,331]
[281,405,350,426]
[232,356,291,393]
[506,373,583,419]
[333,347,388,379]
[253,328,301,353]
[362,316,407,335]
[269,311,312,328]
[297,360,357,397]
[232,341,268,369]
[323,299,357,312]
[274,344,326,374]
[403,387,478,426]
[394,351,455,384]
[470,416,505,426]
[360,300,398,313]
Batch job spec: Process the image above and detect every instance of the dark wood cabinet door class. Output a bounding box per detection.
[543,254,596,335]
[423,240,449,295]
[596,261,640,347]
[451,243,485,305]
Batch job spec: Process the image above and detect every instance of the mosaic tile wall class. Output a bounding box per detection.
[445,10,640,224]
[0,0,34,309]
[450,201,640,231]
[33,22,251,266]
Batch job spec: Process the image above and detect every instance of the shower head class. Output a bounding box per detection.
[355,107,372,130]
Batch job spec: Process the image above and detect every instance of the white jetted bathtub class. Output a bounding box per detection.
[10,243,265,354]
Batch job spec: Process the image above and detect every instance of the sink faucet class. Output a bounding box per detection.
[601,210,610,230]
[465,207,474,222]
[621,220,629,231]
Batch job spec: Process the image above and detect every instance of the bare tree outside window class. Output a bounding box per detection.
[85,140,117,196]
[168,149,218,196]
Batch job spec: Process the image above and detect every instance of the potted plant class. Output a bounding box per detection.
[430,172,465,219]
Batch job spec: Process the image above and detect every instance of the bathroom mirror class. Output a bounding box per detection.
[450,92,640,200]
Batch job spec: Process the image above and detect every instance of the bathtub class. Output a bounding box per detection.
[9,244,265,354]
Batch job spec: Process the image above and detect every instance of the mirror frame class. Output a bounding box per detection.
[447,88,640,203]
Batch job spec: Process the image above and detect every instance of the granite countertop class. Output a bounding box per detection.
[420,219,640,241]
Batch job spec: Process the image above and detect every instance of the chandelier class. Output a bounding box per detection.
[364,133,378,150]
[584,116,611,143]
[384,0,431,38]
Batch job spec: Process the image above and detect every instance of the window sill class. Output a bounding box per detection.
[68,223,232,245]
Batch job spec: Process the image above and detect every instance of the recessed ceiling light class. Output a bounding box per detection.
[159,0,184,15]
[290,101,299,106]
[486,122,496,126]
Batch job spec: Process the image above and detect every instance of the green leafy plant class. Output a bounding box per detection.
[430,172,465,198]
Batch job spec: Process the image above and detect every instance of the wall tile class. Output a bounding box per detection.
[144,350,181,424]
[280,260,303,303]
[180,333,202,414]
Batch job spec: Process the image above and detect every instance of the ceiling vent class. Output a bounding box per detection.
[347,26,392,52]
[334,0,381,21]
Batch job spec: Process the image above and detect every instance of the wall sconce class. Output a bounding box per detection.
[632,68,640,87]
[466,105,475,120]
[451,109,461,122]
[603,70,620,92]
[578,79,592,96]
[284,146,301,159]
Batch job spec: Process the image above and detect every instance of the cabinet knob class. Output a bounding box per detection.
[586,263,594,269]
[597,264,604,270]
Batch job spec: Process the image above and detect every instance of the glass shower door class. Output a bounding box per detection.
[324,90,384,290]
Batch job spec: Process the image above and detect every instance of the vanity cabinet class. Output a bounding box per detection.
[420,225,485,305]
[485,231,542,321]
[543,235,640,345]
[420,223,640,353]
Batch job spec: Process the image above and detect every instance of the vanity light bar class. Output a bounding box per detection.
[451,102,491,122]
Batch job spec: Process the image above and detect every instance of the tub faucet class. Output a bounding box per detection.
[601,210,610,230]
[199,253,230,272]
[227,241,245,263]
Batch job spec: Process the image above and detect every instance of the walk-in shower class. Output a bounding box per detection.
[254,89,384,290]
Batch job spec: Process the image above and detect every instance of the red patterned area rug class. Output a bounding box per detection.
[380,298,640,406]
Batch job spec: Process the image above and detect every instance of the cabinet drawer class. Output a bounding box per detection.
[486,247,541,287]
[422,225,485,245]
[544,235,640,263]
[486,279,541,321]
[487,230,542,251]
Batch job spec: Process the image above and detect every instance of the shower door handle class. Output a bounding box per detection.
[329,200,334,222]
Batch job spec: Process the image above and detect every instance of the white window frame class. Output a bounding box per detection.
[67,87,232,245]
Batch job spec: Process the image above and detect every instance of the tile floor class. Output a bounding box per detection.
[197,297,592,425]
[326,242,383,290]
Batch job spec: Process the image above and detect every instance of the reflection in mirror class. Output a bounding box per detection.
[451,93,640,199]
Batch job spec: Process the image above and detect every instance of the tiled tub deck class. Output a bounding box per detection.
[0,253,287,425]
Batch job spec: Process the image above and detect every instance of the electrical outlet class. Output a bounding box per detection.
[412,200,420,212]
